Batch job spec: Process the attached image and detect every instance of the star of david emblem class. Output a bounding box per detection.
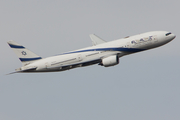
[21,51,27,56]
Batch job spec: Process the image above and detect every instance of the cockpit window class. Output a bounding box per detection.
[166,32,172,36]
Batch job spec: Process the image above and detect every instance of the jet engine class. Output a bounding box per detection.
[99,55,119,67]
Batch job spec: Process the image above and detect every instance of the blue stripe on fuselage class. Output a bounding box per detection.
[19,57,42,62]
[62,47,146,55]
[9,44,25,49]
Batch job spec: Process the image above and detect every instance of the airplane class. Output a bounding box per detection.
[7,31,176,74]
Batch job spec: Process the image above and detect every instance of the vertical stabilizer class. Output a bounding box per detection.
[7,40,42,66]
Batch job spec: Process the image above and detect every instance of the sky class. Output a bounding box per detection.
[0,0,180,120]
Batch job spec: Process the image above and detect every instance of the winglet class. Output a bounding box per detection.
[89,34,106,46]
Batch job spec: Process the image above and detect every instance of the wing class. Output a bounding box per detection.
[89,34,106,46]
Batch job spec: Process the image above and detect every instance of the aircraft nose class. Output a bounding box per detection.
[169,33,176,42]
[172,34,176,39]
[165,32,176,42]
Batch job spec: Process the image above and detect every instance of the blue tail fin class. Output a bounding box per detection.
[7,40,42,66]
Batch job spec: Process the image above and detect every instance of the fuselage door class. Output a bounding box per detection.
[45,62,50,69]
[126,42,131,48]
[77,54,83,61]
[153,35,158,42]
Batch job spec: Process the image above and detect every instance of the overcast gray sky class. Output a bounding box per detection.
[0,0,180,120]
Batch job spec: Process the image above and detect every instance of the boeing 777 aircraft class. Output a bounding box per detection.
[7,31,175,74]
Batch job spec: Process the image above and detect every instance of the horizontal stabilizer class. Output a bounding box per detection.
[7,66,37,75]
[89,34,106,46]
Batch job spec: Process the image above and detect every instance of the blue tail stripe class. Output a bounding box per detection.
[19,57,42,62]
[9,44,25,49]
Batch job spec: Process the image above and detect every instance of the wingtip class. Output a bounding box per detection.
[7,40,14,44]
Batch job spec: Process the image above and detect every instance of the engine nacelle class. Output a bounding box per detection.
[100,55,119,67]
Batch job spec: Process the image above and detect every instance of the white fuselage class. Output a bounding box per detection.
[20,31,175,72]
